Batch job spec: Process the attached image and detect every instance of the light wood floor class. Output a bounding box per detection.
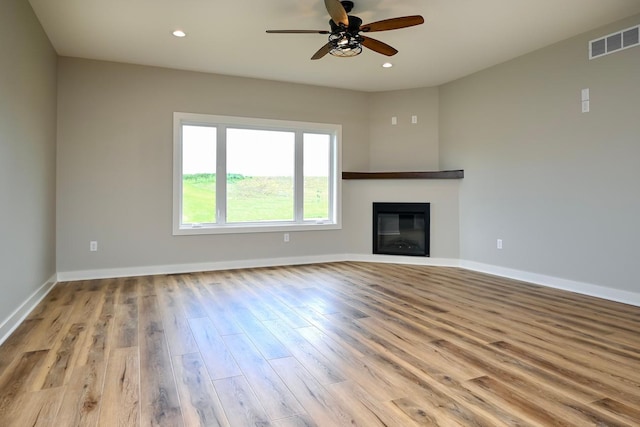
[1,262,639,426]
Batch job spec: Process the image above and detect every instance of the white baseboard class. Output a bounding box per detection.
[345,254,461,268]
[56,254,351,282]
[460,260,640,307]
[0,273,58,345]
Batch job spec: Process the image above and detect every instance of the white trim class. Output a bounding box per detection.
[460,260,640,307]
[0,274,58,345]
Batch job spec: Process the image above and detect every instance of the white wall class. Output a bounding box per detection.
[439,14,640,294]
[0,0,57,338]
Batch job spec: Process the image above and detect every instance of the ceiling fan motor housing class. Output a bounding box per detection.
[329,14,362,34]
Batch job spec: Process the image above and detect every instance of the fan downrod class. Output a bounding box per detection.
[341,1,354,13]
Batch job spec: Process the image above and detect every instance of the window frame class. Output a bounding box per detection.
[173,112,342,235]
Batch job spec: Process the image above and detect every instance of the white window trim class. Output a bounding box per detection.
[173,112,342,235]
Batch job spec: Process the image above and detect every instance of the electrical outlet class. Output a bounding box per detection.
[90,241,98,252]
[284,233,290,243]
[497,239,503,250]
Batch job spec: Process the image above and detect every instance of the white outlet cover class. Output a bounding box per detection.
[581,88,590,101]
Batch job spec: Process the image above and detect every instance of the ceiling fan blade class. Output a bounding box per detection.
[266,30,330,34]
[311,42,333,60]
[360,15,424,32]
[324,0,349,26]
[361,36,398,56]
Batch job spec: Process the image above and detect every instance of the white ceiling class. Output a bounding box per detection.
[29,0,640,92]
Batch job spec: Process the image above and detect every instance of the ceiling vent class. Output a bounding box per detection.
[589,24,639,59]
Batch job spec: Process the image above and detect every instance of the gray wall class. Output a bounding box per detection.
[439,14,640,293]
[368,87,440,171]
[0,0,57,327]
[56,58,372,273]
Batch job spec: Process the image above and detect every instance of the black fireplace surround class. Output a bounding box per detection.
[373,202,430,257]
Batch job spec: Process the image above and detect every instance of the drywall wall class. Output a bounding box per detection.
[56,58,371,273]
[368,87,439,171]
[0,0,57,333]
[439,14,640,293]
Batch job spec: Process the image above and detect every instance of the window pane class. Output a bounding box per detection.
[226,128,294,222]
[182,125,216,224]
[304,133,330,220]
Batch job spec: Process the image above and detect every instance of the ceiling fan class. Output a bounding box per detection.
[266,0,424,59]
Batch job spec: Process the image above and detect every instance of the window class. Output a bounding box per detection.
[173,112,341,235]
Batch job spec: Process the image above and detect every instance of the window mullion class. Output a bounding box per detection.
[217,126,227,224]
[294,131,304,223]
[328,132,336,222]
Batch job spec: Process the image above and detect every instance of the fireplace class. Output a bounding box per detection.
[373,202,430,256]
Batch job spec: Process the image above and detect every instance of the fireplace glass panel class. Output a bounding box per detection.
[373,203,430,256]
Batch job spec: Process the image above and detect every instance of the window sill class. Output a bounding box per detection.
[173,222,341,236]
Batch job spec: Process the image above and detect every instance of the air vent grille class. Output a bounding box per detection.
[590,24,639,59]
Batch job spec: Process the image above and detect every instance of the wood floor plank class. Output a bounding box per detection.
[223,332,304,419]
[187,276,244,336]
[3,387,64,427]
[113,301,139,348]
[237,269,311,328]
[188,317,241,380]
[213,375,272,427]
[39,322,87,389]
[326,380,422,427]
[21,306,71,352]
[157,282,199,356]
[139,294,184,427]
[98,346,140,427]
[295,325,406,402]
[0,350,48,419]
[320,314,515,426]
[0,318,41,375]
[269,356,357,426]
[592,397,640,426]
[173,352,231,427]
[231,307,291,360]
[53,363,104,426]
[117,277,139,305]
[272,414,318,427]
[263,319,345,386]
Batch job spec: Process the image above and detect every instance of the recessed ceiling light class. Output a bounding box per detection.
[172,30,186,38]
[382,62,393,68]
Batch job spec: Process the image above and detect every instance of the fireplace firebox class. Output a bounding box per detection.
[373,202,430,257]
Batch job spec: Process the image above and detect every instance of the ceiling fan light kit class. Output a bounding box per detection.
[266,0,424,60]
